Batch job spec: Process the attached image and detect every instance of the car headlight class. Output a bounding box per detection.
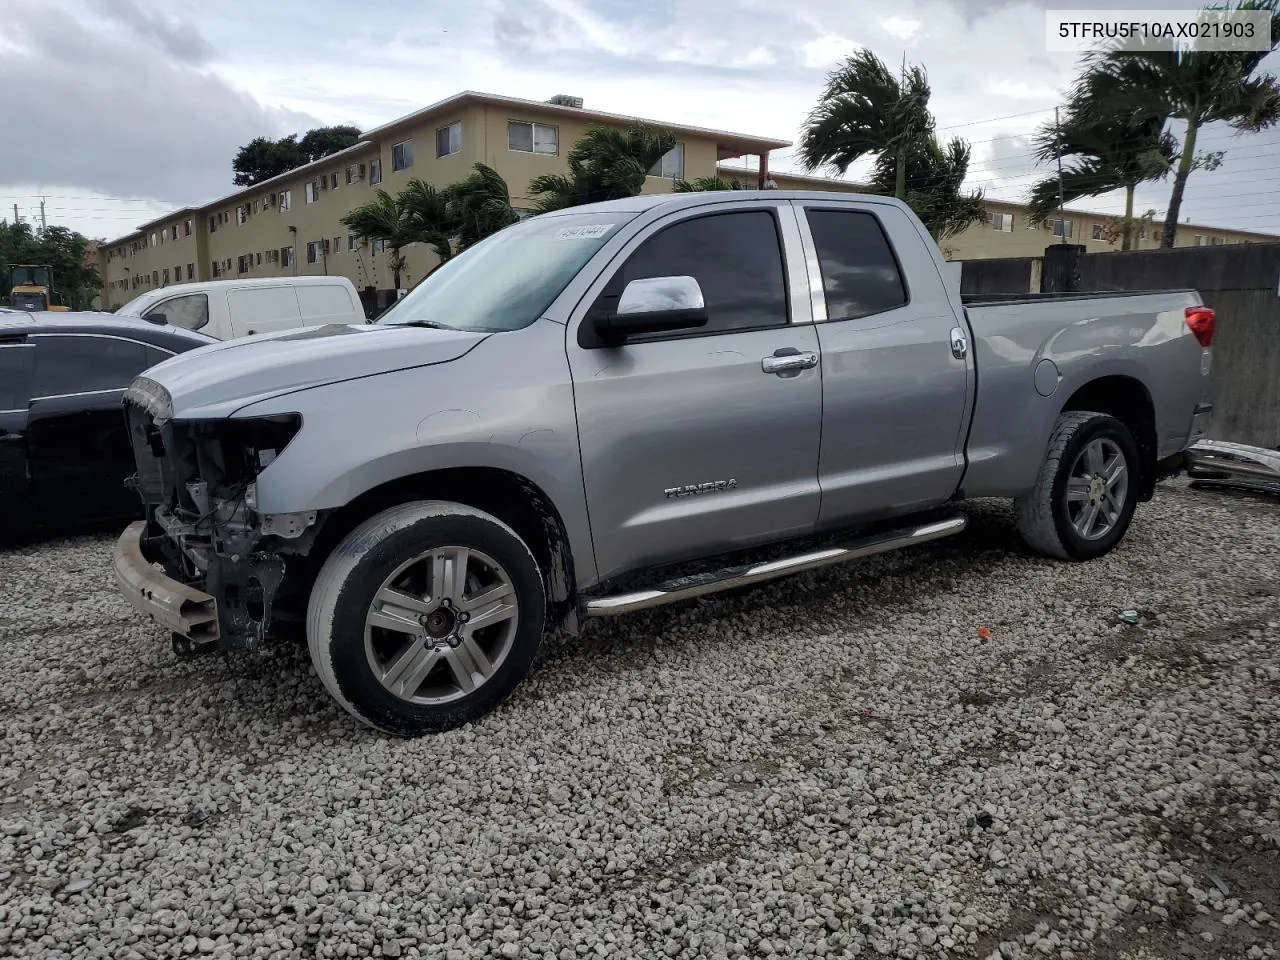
[126,376,173,422]
[217,414,303,476]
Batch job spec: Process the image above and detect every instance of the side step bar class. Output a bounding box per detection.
[585,514,967,617]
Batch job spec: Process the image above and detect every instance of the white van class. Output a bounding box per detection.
[115,276,366,340]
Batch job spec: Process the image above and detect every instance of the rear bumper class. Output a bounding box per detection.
[113,521,220,644]
[1189,401,1214,445]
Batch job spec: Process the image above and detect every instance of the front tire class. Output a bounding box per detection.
[307,501,545,735]
[1016,411,1141,561]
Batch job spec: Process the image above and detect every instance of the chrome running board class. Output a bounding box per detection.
[585,514,967,617]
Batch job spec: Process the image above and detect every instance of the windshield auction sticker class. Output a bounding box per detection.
[553,224,614,240]
[1046,8,1272,52]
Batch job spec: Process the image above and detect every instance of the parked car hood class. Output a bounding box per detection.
[138,322,488,419]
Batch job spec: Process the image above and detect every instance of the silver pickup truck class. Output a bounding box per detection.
[113,191,1215,735]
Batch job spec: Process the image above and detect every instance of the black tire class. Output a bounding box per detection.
[306,501,545,735]
[1015,410,1142,561]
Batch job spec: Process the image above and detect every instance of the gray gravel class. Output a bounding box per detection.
[1,480,1278,960]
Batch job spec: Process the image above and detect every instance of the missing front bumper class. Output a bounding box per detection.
[113,521,220,645]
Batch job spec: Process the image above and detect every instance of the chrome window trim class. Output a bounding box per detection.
[28,332,177,353]
[29,387,126,403]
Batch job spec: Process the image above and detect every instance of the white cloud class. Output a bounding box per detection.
[882,17,923,41]
[802,34,861,69]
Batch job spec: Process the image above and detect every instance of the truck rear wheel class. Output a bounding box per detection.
[306,501,546,735]
[1016,410,1141,561]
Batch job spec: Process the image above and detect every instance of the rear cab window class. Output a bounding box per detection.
[804,209,909,321]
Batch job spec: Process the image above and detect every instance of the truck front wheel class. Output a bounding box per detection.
[306,501,546,735]
[1016,410,1141,561]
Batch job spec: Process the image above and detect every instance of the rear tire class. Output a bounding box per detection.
[307,500,545,735]
[1016,411,1141,561]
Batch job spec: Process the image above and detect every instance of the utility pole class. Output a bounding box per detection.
[12,203,19,225]
[1055,107,1066,245]
[39,197,47,233]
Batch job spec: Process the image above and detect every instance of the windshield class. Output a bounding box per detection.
[11,266,52,287]
[377,211,633,332]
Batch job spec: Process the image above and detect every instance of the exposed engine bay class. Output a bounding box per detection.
[123,380,317,655]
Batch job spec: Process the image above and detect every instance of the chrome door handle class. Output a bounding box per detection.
[949,326,968,360]
[762,351,818,374]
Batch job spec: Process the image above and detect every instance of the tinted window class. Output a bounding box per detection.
[0,344,33,410]
[144,345,175,370]
[146,293,208,330]
[33,336,150,398]
[612,210,788,337]
[806,210,908,321]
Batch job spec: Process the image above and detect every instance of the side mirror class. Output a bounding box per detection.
[593,276,708,342]
[143,311,167,325]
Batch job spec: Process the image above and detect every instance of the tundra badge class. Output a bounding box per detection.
[664,479,738,499]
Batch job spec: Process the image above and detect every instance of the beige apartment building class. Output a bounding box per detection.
[99,92,787,309]
[100,90,1277,309]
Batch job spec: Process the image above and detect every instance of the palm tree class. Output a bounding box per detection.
[799,49,933,200]
[340,189,413,289]
[1027,75,1177,250]
[871,136,986,241]
[445,163,520,251]
[672,175,742,192]
[529,125,677,212]
[399,178,455,264]
[1077,0,1280,247]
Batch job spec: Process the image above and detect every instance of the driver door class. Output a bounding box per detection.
[566,201,823,583]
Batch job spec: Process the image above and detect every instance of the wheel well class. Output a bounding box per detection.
[290,468,579,633]
[1061,376,1157,500]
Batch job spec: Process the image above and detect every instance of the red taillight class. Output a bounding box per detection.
[1185,306,1215,348]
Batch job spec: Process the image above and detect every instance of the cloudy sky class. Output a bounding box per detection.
[3,0,1279,242]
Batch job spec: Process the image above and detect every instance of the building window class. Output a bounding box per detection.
[370,158,382,185]
[174,264,181,281]
[1090,223,1108,241]
[184,219,192,237]
[1193,234,1206,246]
[150,232,158,247]
[306,241,320,264]
[371,239,386,254]
[333,236,342,253]
[988,212,1014,232]
[186,263,194,280]
[1046,218,1073,239]
[331,172,339,190]
[508,121,558,155]
[392,140,414,171]
[237,255,249,274]
[170,225,179,240]
[436,121,462,157]
[237,204,248,224]
[281,246,295,267]
[347,234,358,251]
[280,189,292,211]
[1211,236,1225,246]
[648,143,684,179]
[305,181,319,204]
[256,252,263,266]
[162,268,170,284]
[151,270,159,284]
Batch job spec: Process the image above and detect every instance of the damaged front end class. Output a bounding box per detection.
[123,377,317,656]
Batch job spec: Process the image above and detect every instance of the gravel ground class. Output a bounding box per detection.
[1,480,1278,960]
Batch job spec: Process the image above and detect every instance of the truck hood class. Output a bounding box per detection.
[140,322,488,419]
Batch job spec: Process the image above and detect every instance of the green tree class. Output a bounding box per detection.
[0,221,101,309]
[233,125,362,186]
[1076,0,1280,247]
[445,163,521,251]
[1027,73,1177,250]
[340,189,414,289]
[871,136,986,241]
[340,164,521,286]
[529,125,677,212]
[672,175,742,192]
[799,49,933,200]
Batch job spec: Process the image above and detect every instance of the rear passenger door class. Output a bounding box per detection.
[567,201,823,582]
[27,334,172,526]
[227,285,302,337]
[794,202,972,528]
